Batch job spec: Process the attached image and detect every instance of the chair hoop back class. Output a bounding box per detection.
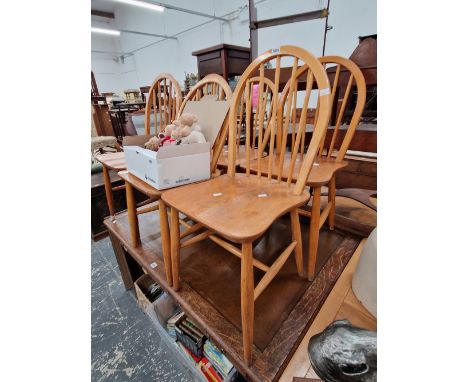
[179,74,233,113]
[234,76,276,153]
[227,45,332,195]
[280,56,366,161]
[179,74,233,174]
[144,73,182,135]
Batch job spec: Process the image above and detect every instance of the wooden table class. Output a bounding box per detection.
[104,204,364,381]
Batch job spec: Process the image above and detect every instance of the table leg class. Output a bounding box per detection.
[102,165,115,220]
[328,175,336,230]
[170,207,181,291]
[125,181,140,247]
[159,200,173,286]
[241,241,254,366]
[307,186,321,281]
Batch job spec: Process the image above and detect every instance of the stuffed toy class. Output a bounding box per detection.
[144,113,206,151]
[144,136,160,151]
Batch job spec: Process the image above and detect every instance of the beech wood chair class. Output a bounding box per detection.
[144,73,182,135]
[118,74,232,287]
[96,73,183,220]
[161,46,332,365]
[240,56,366,280]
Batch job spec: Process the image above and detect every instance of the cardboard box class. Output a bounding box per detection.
[124,142,210,190]
[134,273,162,311]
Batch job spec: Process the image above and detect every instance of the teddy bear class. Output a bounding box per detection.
[144,136,161,151]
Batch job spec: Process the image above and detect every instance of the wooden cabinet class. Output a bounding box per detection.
[192,44,251,81]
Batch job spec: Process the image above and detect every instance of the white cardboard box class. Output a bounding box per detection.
[124,142,210,190]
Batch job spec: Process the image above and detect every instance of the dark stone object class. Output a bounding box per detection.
[308,320,377,382]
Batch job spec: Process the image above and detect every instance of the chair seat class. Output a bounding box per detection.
[95,152,127,171]
[118,170,163,198]
[239,153,348,186]
[217,145,266,168]
[161,173,309,243]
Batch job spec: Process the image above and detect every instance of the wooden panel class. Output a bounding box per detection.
[199,58,223,77]
[198,51,221,61]
[108,228,145,289]
[335,157,377,190]
[227,49,250,59]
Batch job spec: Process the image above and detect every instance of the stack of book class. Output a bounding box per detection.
[166,310,184,339]
[175,317,206,357]
[176,341,202,365]
[203,340,234,380]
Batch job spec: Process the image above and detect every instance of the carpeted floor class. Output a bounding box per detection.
[91,237,195,382]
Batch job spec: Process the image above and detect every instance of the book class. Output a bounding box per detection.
[180,320,204,341]
[175,341,197,367]
[184,318,205,338]
[166,310,184,338]
[199,357,223,382]
[178,322,201,343]
[203,340,234,377]
[176,341,202,364]
[175,326,204,357]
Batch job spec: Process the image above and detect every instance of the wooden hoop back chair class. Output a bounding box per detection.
[179,74,233,174]
[95,74,182,221]
[249,56,366,280]
[118,74,233,288]
[162,46,332,365]
[144,73,182,135]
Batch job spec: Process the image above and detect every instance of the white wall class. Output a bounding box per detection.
[91,0,376,94]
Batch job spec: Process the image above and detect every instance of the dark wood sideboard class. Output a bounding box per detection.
[192,44,251,81]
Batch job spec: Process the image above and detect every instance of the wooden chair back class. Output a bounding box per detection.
[279,56,366,161]
[235,76,276,152]
[179,74,233,174]
[227,46,332,195]
[144,73,182,135]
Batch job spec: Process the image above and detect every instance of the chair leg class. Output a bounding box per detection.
[241,241,254,366]
[170,207,181,291]
[159,200,173,286]
[125,181,140,247]
[328,175,336,230]
[307,186,321,281]
[102,165,115,219]
[290,208,304,277]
